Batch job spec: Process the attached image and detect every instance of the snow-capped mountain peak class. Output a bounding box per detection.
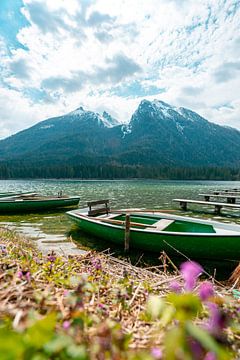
[100,111,120,127]
[69,106,85,116]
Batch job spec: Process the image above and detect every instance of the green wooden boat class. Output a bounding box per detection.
[0,191,37,199]
[0,195,80,213]
[67,208,240,261]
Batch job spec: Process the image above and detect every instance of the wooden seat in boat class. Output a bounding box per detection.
[146,219,174,231]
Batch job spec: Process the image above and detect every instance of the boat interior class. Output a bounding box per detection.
[82,199,239,235]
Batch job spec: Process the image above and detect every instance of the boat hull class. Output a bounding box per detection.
[67,212,240,261]
[0,197,80,213]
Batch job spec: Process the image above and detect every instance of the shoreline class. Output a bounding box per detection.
[0,227,239,358]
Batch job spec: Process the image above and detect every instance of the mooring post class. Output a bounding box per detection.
[124,214,130,252]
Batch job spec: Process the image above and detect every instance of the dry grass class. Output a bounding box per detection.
[0,227,239,354]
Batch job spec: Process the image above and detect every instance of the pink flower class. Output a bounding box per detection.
[207,302,228,336]
[91,258,102,270]
[199,281,214,301]
[188,338,204,359]
[204,352,216,360]
[25,271,31,282]
[151,347,162,359]
[63,320,71,330]
[180,261,203,291]
[17,270,31,282]
[47,251,56,262]
[17,271,23,279]
[169,280,182,293]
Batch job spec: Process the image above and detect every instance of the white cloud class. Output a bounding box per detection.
[0,0,239,139]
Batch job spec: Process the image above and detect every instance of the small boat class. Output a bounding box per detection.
[67,202,240,261]
[0,194,80,213]
[0,191,37,199]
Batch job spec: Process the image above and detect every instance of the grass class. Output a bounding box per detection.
[0,227,239,359]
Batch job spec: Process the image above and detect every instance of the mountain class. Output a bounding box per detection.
[119,99,240,166]
[0,100,240,171]
[0,106,122,163]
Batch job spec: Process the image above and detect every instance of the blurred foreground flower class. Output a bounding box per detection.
[151,347,162,359]
[180,261,203,291]
[169,280,182,293]
[199,281,214,301]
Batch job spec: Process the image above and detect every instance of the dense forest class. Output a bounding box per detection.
[0,162,239,180]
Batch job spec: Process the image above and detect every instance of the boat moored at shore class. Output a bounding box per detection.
[0,194,80,213]
[67,205,240,261]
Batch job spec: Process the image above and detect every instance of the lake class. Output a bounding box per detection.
[0,179,240,277]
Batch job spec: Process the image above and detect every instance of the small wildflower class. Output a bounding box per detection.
[63,290,69,297]
[0,244,7,254]
[207,302,228,336]
[25,271,31,282]
[47,251,56,263]
[180,261,203,291]
[17,271,23,279]
[169,280,182,293]
[17,270,31,282]
[151,347,162,359]
[91,258,102,271]
[62,320,71,330]
[199,281,214,301]
[204,352,217,360]
[188,338,204,359]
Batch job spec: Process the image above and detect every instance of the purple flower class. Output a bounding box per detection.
[47,251,56,263]
[188,338,204,359]
[180,261,203,291]
[207,302,228,336]
[63,320,71,330]
[169,280,182,293]
[25,271,31,282]
[0,244,7,254]
[17,271,23,279]
[17,270,31,282]
[204,352,217,360]
[91,258,102,271]
[199,281,214,301]
[151,347,163,359]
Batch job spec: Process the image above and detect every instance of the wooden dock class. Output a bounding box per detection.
[213,189,240,195]
[173,198,240,214]
[199,193,240,204]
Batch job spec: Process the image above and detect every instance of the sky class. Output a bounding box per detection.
[0,0,240,139]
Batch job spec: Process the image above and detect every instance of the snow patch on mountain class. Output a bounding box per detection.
[68,107,119,128]
[69,106,85,116]
[40,124,54,129]
[176,122,184,133]
[100,111,120,128]
[121,124,132,138]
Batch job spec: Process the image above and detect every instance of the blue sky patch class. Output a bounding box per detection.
[0,0,29,51]
[110,82,165,98]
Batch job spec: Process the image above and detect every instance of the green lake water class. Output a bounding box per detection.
[0,179,240,277]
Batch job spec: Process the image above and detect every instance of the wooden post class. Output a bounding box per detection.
[214,205,222,214]
[124,214,130,252]
[180,201,187,211]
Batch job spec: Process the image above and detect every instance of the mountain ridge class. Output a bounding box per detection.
[0,99,239,169]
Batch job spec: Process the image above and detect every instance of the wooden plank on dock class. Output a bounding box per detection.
[173,198,240,214]
[199,193,240,204]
